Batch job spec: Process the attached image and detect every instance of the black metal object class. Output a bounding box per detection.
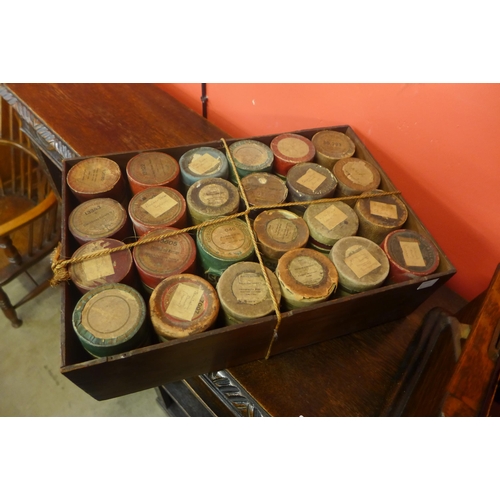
[201,83,208,118]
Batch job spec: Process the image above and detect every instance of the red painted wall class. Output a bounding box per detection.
[157,83,500,301]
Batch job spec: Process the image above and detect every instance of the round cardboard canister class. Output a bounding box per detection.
[329,236,390,294]
[253,209,310,270]
[126,151,180,194]
[286,162,338,215]
[228,140,274,181]
[68,197,132,245]
[275,248,339,310]
[303,201,359,254]
[150,274,219,341]
[67,157,127,204]
[186,177,240,226]
[354,189,408,244]
[196,218,255,286]
[132,227,197,291]
[69,238,136,294]
[216,262,282,325]
[381,229,440,283]
[311,130,356,170]
[240,172,288,217]
[333,157,381,206]
[72,283,148,358]
[179,147,229,188]
[128,186,187,235]
[270,133,316,178]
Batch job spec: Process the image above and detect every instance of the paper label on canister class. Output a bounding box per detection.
[166,283,204,321]
[400,240,426,267]
[232,272,268,305]
[314,204,348,230]
[189,153,220,175]
[370,201,398,219]
[277,138,310,158]
[198,184,229,207]
[82,254,115,281]
[343,161,374,186]
[233,145,267,166]
[141,192,178,218]
[296,169,327,191]
[289,256,324,286]
[267,219,298,243]
[345,248,381,278]
[212,225,246,251]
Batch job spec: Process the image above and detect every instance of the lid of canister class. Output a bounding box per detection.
[333,157,381,195]
[275,248,339,303]
[240,172,288,208]
[382,229,440,276]
[354,189,408,229]
[69,238,133,293]
[133,227,196,287]
[150,274,219,340]
[67,157,124,200]
[330,236,390,293]
[311,130,356,168]
[126,151,180,193]
[68,198,129,243]
[254,209,310,260]
[179,147,228,186]
[286,162,338,202]
[186,177,240,222]
[128,186,186,233]
[216,262,281,323]
[228,140,274,176]
[303,201,359,249]
[72,283,146,356]
[270,133,315,176]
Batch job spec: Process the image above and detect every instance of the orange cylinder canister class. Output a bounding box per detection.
[270,133,315,178]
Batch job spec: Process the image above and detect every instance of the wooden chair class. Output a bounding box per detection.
[0,98,60,327]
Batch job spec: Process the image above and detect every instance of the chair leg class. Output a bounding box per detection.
[0,287,22,328]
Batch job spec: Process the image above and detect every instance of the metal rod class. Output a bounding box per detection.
[201,83,208,119]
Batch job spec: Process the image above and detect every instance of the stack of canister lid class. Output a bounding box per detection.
[270,133,315,178]
[179,147,229,189]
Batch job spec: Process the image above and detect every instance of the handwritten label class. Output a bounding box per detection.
[400,240,426,267]
[370,201,398,219]
[296,169,327,192]
[189,153,220,175]
[82,255,115,281]
[345,248,381,278]
[342,161,374,186]
[166,284,204,321]
[314,204,348,230]
[141,192,177,218]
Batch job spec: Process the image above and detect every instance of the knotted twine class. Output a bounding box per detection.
[51,138,401,359]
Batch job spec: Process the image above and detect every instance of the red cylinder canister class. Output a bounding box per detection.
[270,133,316,178]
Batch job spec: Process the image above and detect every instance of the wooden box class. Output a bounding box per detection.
[60,126,456,400]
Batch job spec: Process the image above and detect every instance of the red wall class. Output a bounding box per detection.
[157,83,500,301]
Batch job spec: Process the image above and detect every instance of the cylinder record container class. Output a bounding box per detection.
[217,262,282,325]
[72,283,149,358]
[128,186,187,235]
[150,274,219,341]
[228,140,274,181]
[311,130,356,170]
[329,236,390,294]
[270,133,315,178]
[179,146,229,189]
[126,151,180,194]
[240,172,288,217]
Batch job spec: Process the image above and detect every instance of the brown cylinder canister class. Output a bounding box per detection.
[333,157,381,206]
[240,172,288,218]
[311,130,356,170]
[253,209,310,270]
[381,229,440,283]
[67,157,127,204]
[286,162,337,215]
[68,238,137,294]
[275,248,339,310]
[132,227,197,293]
[329,236,390,294]
[270,133,316,178]
[354,190,408,244]
[228,139,274,181]
[303,201,359,254]
[216,262,282,325]
[126,151,180,194]
[128,186,187,235]
[186,177,240,226]
[150,274,219,341]
[68,197,132,245]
